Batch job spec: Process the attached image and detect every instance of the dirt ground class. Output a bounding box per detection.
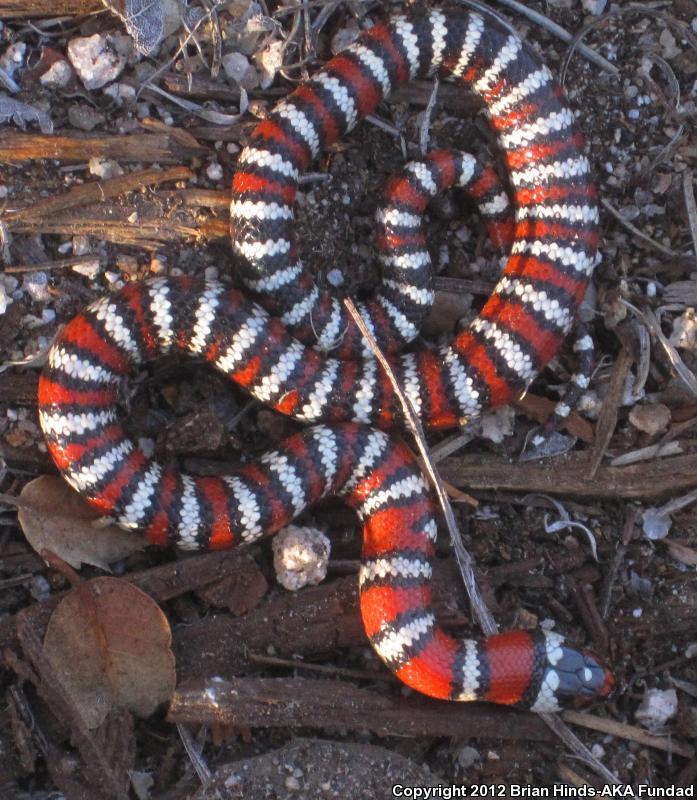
[1,0,697,797]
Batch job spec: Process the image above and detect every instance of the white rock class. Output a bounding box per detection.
[103,82,137,104]
[0,283,11,315]
[480,406,515,444]
[88,157,123,179]
[327,269,344,287]
[40,59,72,88]
[272,525,330,591]
[641,507,672,540]
[254,40,284,89]
[635,688,678,731]
[72,235,91,256]
[222,51,258,90]
[23,271,50,303]
[67,33,127,90]
[206,161,223,181]
[670,308,697,351]
[72,258,101,280]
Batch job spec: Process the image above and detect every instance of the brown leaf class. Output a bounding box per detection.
[43,577,176,729]
[17,476,144,570]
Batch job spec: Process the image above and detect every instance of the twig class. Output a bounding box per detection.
[2,166,192,225]
[4,255,101,274]
[541,713,623,785]
[419,79,439,156]
[682,170,697,258]
[563,710,695,759]
[343,297,497,636]
[587,347,633,478]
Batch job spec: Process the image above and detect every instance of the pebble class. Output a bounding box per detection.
[222,51,259,90]
[206,161,223,181]
[23,271,50,303]
[103,82,137,104]
[628,403,671,436]
[635,688,678,731]
[67,33,127,90]
[0,283,11,315]
[67,104,106,131]
[326,268,344,287]
[88,157,123,179]
[40,59,72,88]
[272,525,330,591]
[72,258,101,280]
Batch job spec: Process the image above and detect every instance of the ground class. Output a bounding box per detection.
[1,0,697,797]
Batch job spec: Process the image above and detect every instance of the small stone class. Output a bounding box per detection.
[0,283,11,315]
[254,40,284,89]
[67,104,106,131]
[670,308,697,351]
[480,406,515,444]
[635,688,678,731]
[67,33,127,90]
[40,59,72,88]
[641,506,672,540]
[659,29,681,60]
[88,157,123,179]
[150,254,168,275]
[72,235,91,256]
[326,268,343,287]
[272,525,330,591]
[629,403,671,436]
[222,51,259,90]
[72,258,101,280]
[23,271,50,303]
[206,161,223,181]
[103,82,137,104]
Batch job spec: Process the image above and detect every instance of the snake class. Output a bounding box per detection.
[37,7,614,712]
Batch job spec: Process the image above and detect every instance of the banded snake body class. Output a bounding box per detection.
[38,7,614,712]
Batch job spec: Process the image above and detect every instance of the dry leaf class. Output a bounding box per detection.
[17,476,144,570]
[44,577,176,729]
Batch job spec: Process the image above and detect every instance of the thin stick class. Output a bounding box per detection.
[343,297,497,636]
[682,170,697,258]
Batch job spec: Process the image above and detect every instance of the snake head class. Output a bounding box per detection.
[530,632,615,712]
